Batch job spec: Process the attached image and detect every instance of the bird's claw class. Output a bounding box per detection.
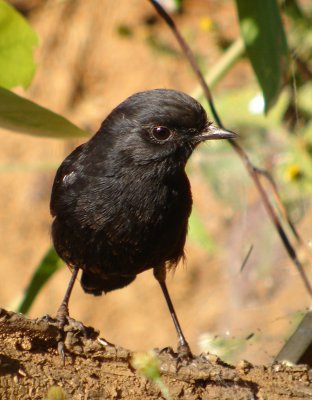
[158,346,176,357]
[55,310,88,365]
[176,342,193,366]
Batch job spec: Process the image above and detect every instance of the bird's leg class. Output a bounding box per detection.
[56,265,79,363]
[153,266,192,358]
[56,265,79,325]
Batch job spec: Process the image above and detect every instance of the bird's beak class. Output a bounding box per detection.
[199,125,238,141]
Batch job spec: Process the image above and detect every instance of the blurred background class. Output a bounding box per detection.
[0,0,312,365]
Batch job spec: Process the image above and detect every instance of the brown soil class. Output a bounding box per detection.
[1,309,312,399]
[1,0,312,398]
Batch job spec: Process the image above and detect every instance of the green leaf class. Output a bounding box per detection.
[235,0,289,112]
[0,87,89,138]
[0,0,38,89]
[16,248,63,314]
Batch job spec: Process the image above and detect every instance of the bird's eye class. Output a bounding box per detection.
[151,126,172,142]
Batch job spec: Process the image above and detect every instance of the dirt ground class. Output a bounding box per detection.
[1,1,312,398]
[1,309,312,399]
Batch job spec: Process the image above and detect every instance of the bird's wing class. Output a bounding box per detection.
[50,144,86,217]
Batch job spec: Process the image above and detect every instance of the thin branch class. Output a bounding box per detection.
[231,141,312,295]
[148,0,312,297]
[255,167,301,243]
[240,245,254,273]
[192,37,245,98]
[149,0,221,126]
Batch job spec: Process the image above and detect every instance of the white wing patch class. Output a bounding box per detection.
[62,171,76,186]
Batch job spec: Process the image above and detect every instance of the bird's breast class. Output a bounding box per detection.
[52,165,192,274]
[104,171,192,270]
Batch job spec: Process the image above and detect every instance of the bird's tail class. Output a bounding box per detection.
[81,271,136,295]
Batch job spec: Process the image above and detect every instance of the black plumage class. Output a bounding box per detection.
[50,89,236,355]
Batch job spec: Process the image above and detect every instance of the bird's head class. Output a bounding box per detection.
[95,89,236,171]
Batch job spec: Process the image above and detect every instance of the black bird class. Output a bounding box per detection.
[50,89,236,356]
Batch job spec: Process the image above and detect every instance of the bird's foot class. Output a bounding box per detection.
[176,342,193,365]
[156,343,193,373]
[158,346,176,357]
[157,343,193,360]
[55,304,88,364]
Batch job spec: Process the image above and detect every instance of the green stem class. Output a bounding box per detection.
[192,37,245,99]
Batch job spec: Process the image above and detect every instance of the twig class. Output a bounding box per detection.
[240,245,254,273]
[148,0,221,126]
[192,37,245,97]
[148,0,312,297]
[255,167,301,243]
